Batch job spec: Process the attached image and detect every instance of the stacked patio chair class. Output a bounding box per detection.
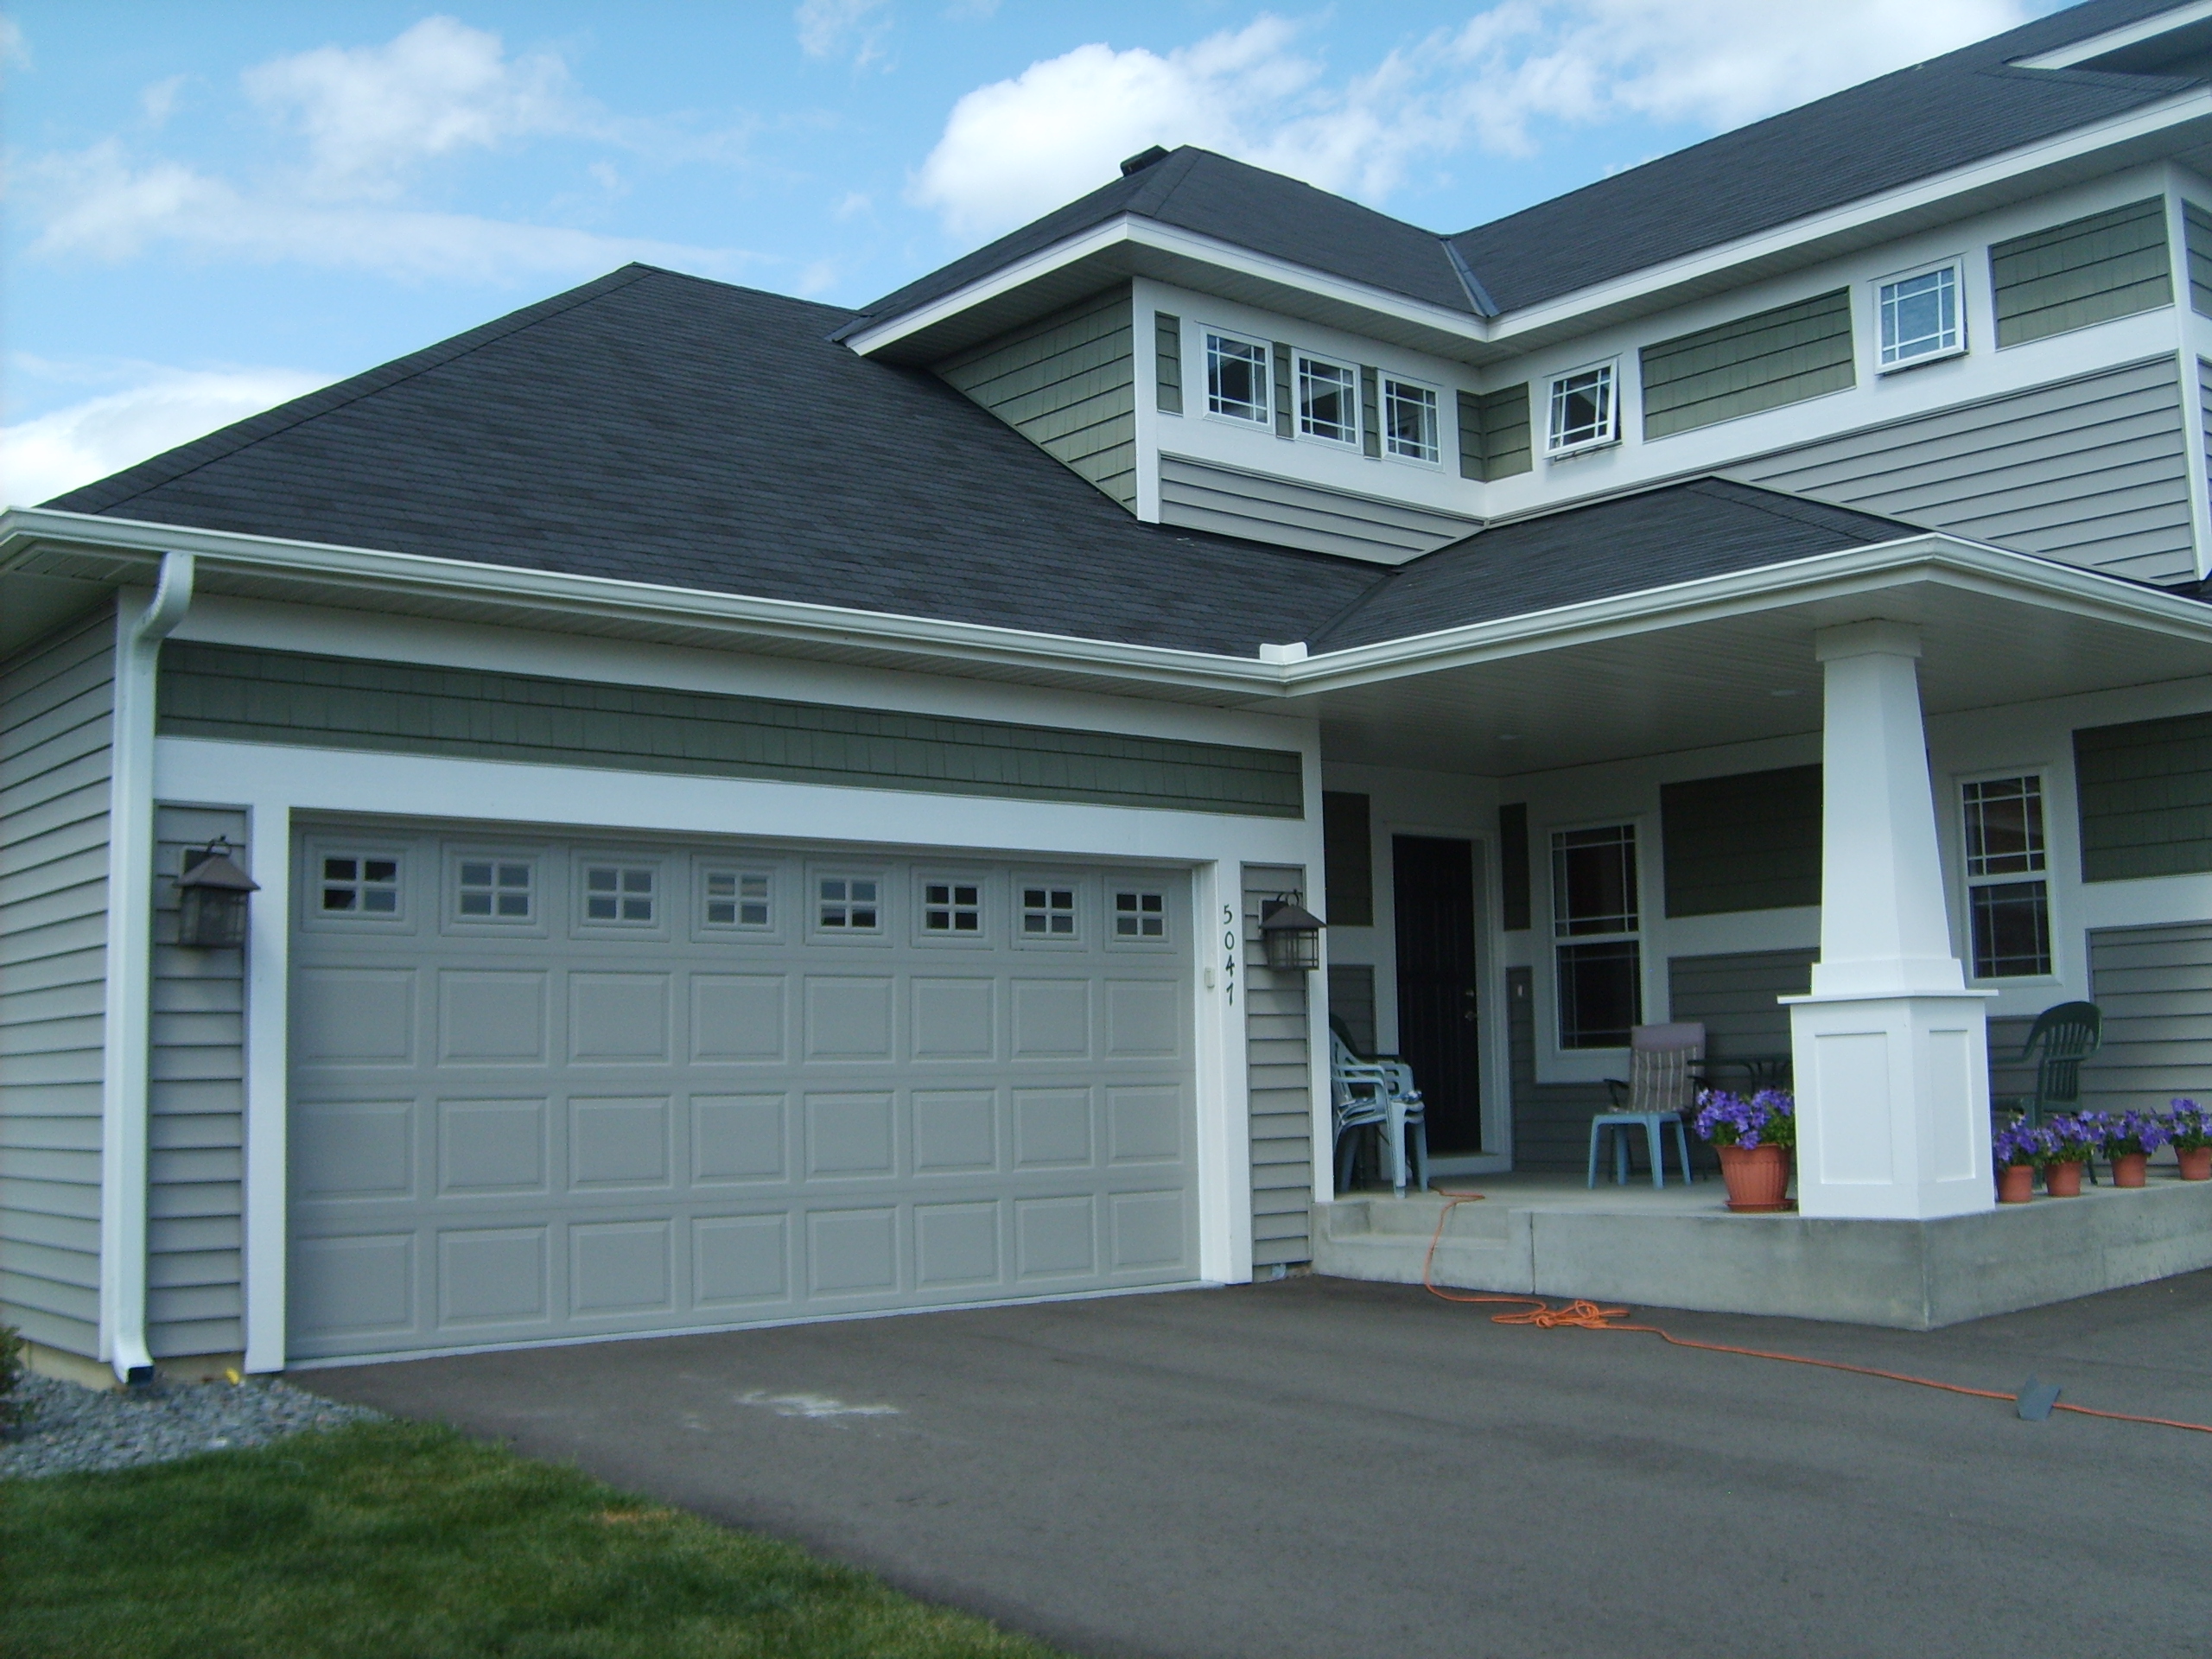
[1329,1027,1429,1197]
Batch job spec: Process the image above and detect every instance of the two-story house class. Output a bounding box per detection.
[10,0,2212,1383]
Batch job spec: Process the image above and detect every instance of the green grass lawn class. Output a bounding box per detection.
[2,1419,1066,1659]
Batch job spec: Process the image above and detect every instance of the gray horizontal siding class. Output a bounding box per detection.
[2083,923,2212,1115]
[1505,967,1610,1174]
[1,604,114,1357]
[1157,454,1478,564]
[2074,709,2212,882]
[159,642,1304,819]
[1326,963,1377,1057]
[1669,949,1815,1175]
[939,287,1136,509]
[1991,198,2172,348]
[1641,288,1854,440]
[1247,864,1313,1264]
[146,804,246,1359]
[2187,204,2212,320]
[1661,765,1821,917]
[1734,356,2196,583]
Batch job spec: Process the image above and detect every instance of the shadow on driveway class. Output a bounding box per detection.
[304,1271,2212,1659]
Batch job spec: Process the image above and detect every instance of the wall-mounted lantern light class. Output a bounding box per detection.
[175,839,258,949]
[1258,893,1325,973]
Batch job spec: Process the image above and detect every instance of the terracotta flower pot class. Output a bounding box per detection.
[2179,1147,2212,1182]
[2045,1159,2086,1198]
[2112,1152,2149,1188]
[1997,1164,2035,1204]
[1719,1142,1790,1211]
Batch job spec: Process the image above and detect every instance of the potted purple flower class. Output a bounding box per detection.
[2166,1100,2212,1182]
[1693,1089,1796,1212]
[2087,1110,2167,1188]
[1992,1117,2046,1204]
[2041,1115,2099,1197]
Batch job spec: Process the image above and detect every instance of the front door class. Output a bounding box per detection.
[1392,836,1481,1154]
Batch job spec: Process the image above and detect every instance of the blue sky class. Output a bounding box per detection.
[3,0,2063,504]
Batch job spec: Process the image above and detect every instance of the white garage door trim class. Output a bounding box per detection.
[286,820,1203,1363]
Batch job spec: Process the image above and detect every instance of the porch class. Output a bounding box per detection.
[1312,1173,2212,1330]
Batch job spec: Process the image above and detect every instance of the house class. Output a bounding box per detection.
[10,0,2212,1382]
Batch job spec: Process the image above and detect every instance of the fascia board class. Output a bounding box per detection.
[842,216,1490,360]
[1274,536,2212,696]
[2013,3,2212,69]
[0,507,1283,696]
[1487,88,2212,346]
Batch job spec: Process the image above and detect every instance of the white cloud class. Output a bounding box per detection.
[241,16,576,199]
[140,73,188,126]
[0,17,28,72]
[796,0,893,67]
[912,1,2032,239]
[2,367,332,507]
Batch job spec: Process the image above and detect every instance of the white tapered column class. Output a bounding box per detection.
[1784,622,1994,1220]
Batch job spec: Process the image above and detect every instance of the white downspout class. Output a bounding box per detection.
[100,553,194,1383]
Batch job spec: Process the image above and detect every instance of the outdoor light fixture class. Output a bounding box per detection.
[175,839,258,949]
[1258,893,1325,972]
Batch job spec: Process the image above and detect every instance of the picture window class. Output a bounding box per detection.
[1114,891,1166,938]
[321,855,398,915]
[818,876,880,931]
[1551,824,1641,1048]
[1297,356,1359,445]
[1022,886,1077,937]
[1206,333,1270,423]
[1963,776,2051,978]
[703,870,772,929]
[583,864,655,924]
[1547,362,1618,454]
[1878,262,1963,370]
[457,860,533,920]
[924,882,983,933]
[1382,377,1440,462]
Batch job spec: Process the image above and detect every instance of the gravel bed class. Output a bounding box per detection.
[0,1373,384,1481]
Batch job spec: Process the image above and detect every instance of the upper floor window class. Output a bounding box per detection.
[1962,776,2051,978]
[1382,377,1440,463]
[1877,260,1964,371]
[1547,361,1618,455]
[1297,354,1359,445]
[1206,332,1270,423]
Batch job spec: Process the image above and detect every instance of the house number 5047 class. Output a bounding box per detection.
[1221,904,1236,1005]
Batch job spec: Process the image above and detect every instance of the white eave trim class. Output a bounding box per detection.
[7,510,2209,702]
[2013,3,2212,70]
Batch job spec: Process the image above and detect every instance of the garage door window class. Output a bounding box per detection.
[1022,886,1078,938]
[924,882,982,934]
[817,876,881,931]
[702,869,772,929]
[320,855,400,916]
[458,860,533,920]
[583,865,656,924]
[1114,890,1167,940]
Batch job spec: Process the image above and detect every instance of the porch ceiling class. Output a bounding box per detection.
[1295,575,2212,776]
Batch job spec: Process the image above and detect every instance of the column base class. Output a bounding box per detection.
[1783,989,1996,1221]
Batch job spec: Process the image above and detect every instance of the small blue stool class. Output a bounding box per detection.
[1586,1112,1694,1188]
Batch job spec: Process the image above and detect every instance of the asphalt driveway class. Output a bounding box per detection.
[304,1271,2212,1659]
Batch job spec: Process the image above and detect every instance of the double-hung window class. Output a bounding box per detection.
[1206,332,1270,423]
[1552,824,1642,1048]
[1877,260,1965,370]
[1547,361,1618,454]
[1382,376,1440,462]
[1962,776,2052,978]
[1297,354,1359,445]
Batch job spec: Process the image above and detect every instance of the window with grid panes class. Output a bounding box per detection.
[1962,776,2051,977]
[702,870,771,929]
[924,882,982,933]
[1021,885,1077,937]
[583,865,655,924]
[1114,890,1166,938]
[1552,824,1642,1047]
[321,855,398,915]
[457,859,532,920]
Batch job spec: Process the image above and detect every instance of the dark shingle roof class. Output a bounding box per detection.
[856,1,2203,326]
[51,269,1928,660]
[1309,480,1923,652]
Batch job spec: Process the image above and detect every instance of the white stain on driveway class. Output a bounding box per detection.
[734,1389,900,1421]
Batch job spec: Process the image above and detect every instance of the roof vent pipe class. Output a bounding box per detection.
[1120,145,1171,176]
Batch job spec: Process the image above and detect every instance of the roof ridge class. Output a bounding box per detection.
[50,264,664,514]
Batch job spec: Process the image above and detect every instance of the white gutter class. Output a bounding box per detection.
[2014,3,2212,69]
[101,550,194,1384]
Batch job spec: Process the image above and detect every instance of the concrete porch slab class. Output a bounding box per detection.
[1312,1173,2212,1329]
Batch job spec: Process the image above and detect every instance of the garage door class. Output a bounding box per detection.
[287,823,1198,1361]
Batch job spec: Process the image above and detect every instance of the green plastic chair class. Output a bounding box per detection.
[2019,1001,2101,1128]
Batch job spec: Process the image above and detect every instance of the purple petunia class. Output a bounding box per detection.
[1694,1088,1796,1150]
[2164,1099,2211,1151]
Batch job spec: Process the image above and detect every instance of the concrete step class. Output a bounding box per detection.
[1312,1196,1532,1292]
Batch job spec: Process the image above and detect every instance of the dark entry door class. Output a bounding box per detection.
[1392,836,1481,1154]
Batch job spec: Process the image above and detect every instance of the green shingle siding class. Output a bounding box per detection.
[2185,204,2212,319]
[2075,710,2212,881]
[158,644,1306,818]
[1661,765,1822,916]
[1454,384,1532,480]
[938,287,1138,508]
[1154,312,1183,413]
[1991,199,2172,349]
[1272,342,1294,439]
[1640,289,1854,440]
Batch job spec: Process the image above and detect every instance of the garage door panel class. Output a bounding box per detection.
[291,828,1198,1360]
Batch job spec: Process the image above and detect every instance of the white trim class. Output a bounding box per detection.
[2012,3,2212,70]
[240,809,289,1373]
[1200,323,1274,427]
[1378,372,1445,467]
[1873,256,1969,372]
[1955,765,2061,986]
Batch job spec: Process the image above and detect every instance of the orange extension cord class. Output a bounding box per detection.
[1418,1192,2212,1437]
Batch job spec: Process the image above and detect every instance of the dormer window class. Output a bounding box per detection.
[1547,361,1618,456]
[1206,331,1270,424]
[1876,259,1965,370]
[1382,377,1440,463]
[1297,354,1359,445]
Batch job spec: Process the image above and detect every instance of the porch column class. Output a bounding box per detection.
[1783,621,1994,1220]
